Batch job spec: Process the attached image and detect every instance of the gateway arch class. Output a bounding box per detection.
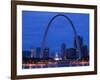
[40,14,82,60]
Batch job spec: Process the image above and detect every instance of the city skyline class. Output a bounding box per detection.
[22,37,89,69]
[22,11,89,53]
[23,35,89,60]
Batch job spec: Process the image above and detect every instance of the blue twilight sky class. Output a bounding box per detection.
[22,11,89,53]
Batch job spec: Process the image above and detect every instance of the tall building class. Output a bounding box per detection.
[22,51,31,64]
[36,47,41,58]
[61,43,67,60]
[43,48,49,59]
[66,48,77,60]
[30,47,36,58]
[22,51,31,58]
[81,45,89,60]
[74,35,83,59]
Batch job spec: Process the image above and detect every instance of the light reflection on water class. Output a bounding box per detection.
[22,60,89,69]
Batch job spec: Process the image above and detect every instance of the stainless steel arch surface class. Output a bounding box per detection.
[40,14,81,60]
